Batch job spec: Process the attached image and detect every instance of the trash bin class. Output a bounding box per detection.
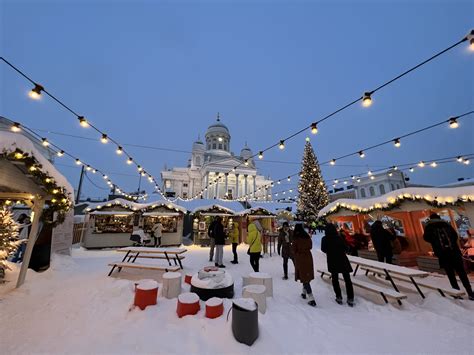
[230,298,259,346]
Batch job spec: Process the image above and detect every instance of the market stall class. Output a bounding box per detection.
[191,204,236,246]
[238,207,277,255]
[140,201,186,246]
[318,185,474,268]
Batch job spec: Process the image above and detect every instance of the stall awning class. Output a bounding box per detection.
[199,212,234,216]
[90,211,134,216]
[142,211,180,217]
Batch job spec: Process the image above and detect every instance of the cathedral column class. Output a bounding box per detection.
[205,172,209,199]
[224,173,229,199]
[235,174,240,198]
[244,174,248,198]
[215,173,219,199]
[253,175,257,199]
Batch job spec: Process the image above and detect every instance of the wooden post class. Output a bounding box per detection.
[16,199,44,288]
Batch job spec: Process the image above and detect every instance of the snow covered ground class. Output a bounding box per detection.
[1,234,473,354]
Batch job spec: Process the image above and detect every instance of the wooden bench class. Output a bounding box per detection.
[317,269,407,305]
[360,267,465,299]
[108,262,180,276]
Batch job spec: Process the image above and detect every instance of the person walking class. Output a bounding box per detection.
[370,221,395,264]
[208,218,217,262]
[12,214,31,263]
[321,224,355,306]
[278,222,293,280]
[213,216,226,268]
[292,224,316,307]
[246,219,262,272]
[423,213,474,300]
[151,221,163,247]
[230,222,240,264]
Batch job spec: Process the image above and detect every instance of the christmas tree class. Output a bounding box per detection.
[0,207,20,275]
[297,139,329,224]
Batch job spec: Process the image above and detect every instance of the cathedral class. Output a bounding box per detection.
[161,115,273,200]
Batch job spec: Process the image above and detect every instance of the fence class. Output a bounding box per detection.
[73,223,86,245]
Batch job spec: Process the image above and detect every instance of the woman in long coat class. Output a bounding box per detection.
[292,224,316,307]
[370,221,395,264]
[321,223,355,306]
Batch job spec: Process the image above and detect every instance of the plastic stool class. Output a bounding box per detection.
[134,280,158,310]
[205,297,224,319]
[242,284,267,314]
[177,292,200,318]
[184,273,193,285]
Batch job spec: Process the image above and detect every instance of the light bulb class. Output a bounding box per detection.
[287,176,291,182]
[449,117,459,129]
[310,123,318,134]
[279,140,285,150]
[464,159,470,165]
[470,38,474,51]
[359,151,365,158]
[394,138,401,148]
[57,150,64,157]
[116,146,123,155]
[127,157,133,164]
[75,159,82,165]
[218,137,223,142]
[244,160,249,166]
[103,175,108,179]
[79,116,89,127]
[430,162,437,167]
[418,161,425,167]
[409,167,415,172]
[330,159,336,166]
[362,92,372,107]
[370,176,375,180]
[86,165,92,171]
[137,166,143,172]
[101,134,108,143]
[29,84,44,100]
[457,156,464,162]
[368,171,372,176]
[258,151,263,159]
[11,122,21,132]
[334,179,339,184]
[41,138,49,147]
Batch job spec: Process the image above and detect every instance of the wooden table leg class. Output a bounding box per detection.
[409,277,425,298]
[383,269,400,293]
[121,250,131,262]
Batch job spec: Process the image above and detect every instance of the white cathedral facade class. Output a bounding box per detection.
[161,116,273,200]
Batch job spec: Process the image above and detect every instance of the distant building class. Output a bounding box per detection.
[161,115,272,199]
[353,169,407,199]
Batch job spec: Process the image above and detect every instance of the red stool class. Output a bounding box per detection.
[184,274,193,285]
[205,297,224,319]
[134,280,158,310]
[177,292,200,318]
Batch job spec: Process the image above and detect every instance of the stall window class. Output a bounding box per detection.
[143,215,178,233]
[93,215,133,234]
[369,186,375,196]
[379,184,386,195]
[360,188,366,198]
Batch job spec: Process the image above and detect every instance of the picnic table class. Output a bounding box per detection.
[348,255,430,300]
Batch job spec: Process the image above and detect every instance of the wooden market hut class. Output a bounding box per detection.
[318,185,474,269]
[191,204,237,246]
[140,201,186,246]
[0,131,74,287]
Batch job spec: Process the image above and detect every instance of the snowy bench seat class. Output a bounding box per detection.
[108,262,180,276]
[360,267,465,299]
[317,269,407,305]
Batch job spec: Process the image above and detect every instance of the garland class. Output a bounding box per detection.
[2,148,72,227]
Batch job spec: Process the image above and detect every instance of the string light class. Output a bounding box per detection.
[287,176,291,182]
[127,157,133,165]
[116,146,123,155]
[457,156,464,162]
[359,151,365,158]
[11,122,21,132]
[311,123,318,134]
[430,162,437,167]
[409,167,415,172]
[370,176,375,180]
[101,134,108,143]
[418,161,425,167]
[103,175,108,179]
[86,165,92,171]
[368,171,373,176]
[258,151,263,159]
[137,166,143,172]
[449,117,459,128]
[41,138,49,147]
[57,150,64,157]
[330,159,336,166]
[78,116,89,128]
[394,138,401,148]
[75,159,82,165]
[279,140,285,150]
[362,92,373,107]
[28,83,44,99]
[464,159,470,165]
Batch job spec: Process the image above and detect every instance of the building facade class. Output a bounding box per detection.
[353,169,406,199]
[161,116,272,199]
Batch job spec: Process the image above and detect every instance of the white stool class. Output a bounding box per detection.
[242,284,267,314]
[248,272,273,297]
[162,271,182,299]
[242,275,252,287]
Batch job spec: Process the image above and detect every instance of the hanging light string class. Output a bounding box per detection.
[248,153,473,201]
[188,31,473,199]
[0,57,165,198]
[5,118,144,200]
[221,109,474,200]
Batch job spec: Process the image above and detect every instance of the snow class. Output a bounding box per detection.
[0,131,74,198]
[136,280,158,291]
[243,284,266,294]
[174,198,246,214]
[249,271,271,279]
[178,292,199,304]
[85,198,186,214]
[319,185,474,217]
[0,233,473,354]
[233,298,257,311]
[206,297,223,307]
[192,271,233,289]
[248,201,297,215]
[162,272,181,280]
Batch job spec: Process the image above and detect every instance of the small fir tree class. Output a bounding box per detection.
[0,207,20,275]
[297,139,329,224]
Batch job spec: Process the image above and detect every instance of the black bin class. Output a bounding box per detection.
[231,300,259,346]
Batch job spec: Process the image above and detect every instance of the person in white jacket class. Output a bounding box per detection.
[152,221,163,247]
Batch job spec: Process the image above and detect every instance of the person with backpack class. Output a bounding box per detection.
[423,213,474,300]
[246,219,262,272]
[321,224,355,307]
[208,218,218,262]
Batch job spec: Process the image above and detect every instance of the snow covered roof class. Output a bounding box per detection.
[0,131,74,198]
[318,185,474,218]
[84,198,185,214]
[174,198,246,214]
[248,201,297,215]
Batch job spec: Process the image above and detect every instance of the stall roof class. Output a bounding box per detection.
[248,201,297,215]
[173,198,247,214]
[1,131,74,197]
[318,185,474,218]
[84,198,186,214]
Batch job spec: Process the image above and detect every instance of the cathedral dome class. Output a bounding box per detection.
[205,113,231,155]
[192,137,205,152]
[240,144,253,160]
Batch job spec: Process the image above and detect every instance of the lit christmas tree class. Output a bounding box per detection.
[0,207,20,278]
[297,139,329,224]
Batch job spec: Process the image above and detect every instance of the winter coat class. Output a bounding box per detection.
[231,224,239,244]
[208,220,217,239]
[213,222,227,245]
[152,223,163,238]
[246,223,262,253]
[370,225,395,257]
[278,229,293,259]
[292,233,314,283]
[321,234,353,274]
[423,218,461,266]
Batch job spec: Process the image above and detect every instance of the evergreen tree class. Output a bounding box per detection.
[297,139,329,224]
[0,207,20,276]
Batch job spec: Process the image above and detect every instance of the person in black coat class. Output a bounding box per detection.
[213,216,227,268]
[278,222,294,280]
[370,221,395,264]
[423,213,473,300]
[321,224,355,306]
[208,218,217,262]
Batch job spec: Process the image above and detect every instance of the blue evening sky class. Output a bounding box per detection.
[1,0,473,200]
